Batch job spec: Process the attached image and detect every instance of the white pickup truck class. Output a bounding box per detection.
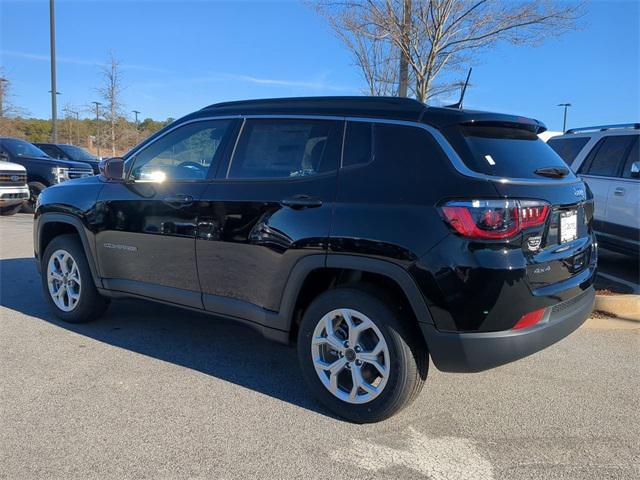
[0,160,29,216]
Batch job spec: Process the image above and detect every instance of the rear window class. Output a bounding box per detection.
[547,137,590,166]
[452,124,575,180]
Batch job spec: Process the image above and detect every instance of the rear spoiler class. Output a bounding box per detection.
[460,118,547,135]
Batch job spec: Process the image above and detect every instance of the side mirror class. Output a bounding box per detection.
[630,161,640,179]
[0,151,9,162]
[99,157,125,181]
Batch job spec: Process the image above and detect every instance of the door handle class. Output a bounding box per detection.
[280,195,323,209]
[613,187,625,196]
[164,194,194,205]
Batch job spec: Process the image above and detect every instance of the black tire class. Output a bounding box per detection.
[297,286,428,423]
[21,181,47,214]
[0,204,22,216]
[41,234,109,323]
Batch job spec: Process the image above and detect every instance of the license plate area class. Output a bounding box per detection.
[559,210,578,244]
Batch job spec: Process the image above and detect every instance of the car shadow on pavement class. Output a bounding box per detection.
[0,257,337,419]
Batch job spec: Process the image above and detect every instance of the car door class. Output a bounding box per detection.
[95,118,237,308]
[578,134,637,243]
[606,136,640,247]
[196,117,342,322]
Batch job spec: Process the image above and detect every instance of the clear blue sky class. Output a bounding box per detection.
[1,0,638,132]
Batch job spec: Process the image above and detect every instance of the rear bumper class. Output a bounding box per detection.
[421,287,595,373]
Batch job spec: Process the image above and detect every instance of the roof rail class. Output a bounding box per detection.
[565,123,640,134]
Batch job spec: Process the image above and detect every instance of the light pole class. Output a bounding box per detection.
[0,77,8,118]
[132,110,140,142]
[557,103,572,133]
[92,101,102,157]
[49,0,58,142]
[69,110,80,145]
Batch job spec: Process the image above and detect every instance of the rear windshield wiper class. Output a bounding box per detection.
[534,166,570,179]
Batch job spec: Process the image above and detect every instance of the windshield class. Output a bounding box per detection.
[2,138,50,158]
[59,144,97,161]
[447,124,576,180]
[547,137,590,166]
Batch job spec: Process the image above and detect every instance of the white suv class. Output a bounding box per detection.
[547,124,639,257]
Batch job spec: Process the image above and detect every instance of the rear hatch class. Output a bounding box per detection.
[441,119,595,290]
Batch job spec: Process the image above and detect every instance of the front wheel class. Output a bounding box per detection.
[297,286,428,423]
[41,234,109,323]
[0,204,22,216]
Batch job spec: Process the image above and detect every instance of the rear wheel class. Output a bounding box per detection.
[22,181,47,214]
[297,286,428,423]
[41,234,109,323]
[0,204,22,216]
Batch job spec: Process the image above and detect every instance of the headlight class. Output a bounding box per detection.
[52,166,70,183]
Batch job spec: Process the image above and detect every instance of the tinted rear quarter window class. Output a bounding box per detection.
[342,122,373,168]
[337,123,451,204]
[580,135,636,177]
[547,137,590,166]
[450,124,574,179]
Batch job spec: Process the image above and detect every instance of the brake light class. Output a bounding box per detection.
[512,308,545,330]
[441,199,549,239]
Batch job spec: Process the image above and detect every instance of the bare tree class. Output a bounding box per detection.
[314,3,399,96]
[0,70,28,136]
[0,69,27,119]
[98,52,125,156]
[315,1,582,102]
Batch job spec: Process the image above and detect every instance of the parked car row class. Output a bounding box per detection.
[547,124,639,257]
[0,138,98,214]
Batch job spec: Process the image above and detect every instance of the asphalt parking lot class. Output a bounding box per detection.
[1,213,638,480]
[595,248,640,294]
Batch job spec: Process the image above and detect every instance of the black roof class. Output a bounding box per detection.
[202,96,427,122]
[196,96,545,131]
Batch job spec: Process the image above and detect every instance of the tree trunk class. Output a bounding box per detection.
[398,0,411,97]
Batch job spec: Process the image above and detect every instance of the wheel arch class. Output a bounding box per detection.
[280,254,434,343]
[27,176,51,187]
[36,213,102,288]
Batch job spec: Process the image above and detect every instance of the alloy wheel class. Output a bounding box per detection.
[311,308,390,404]
[47,249,81,312]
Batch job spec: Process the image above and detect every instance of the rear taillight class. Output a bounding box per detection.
[441,199,549,240]
[512,308,545,330]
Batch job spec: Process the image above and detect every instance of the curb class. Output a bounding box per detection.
[594,294,640,322]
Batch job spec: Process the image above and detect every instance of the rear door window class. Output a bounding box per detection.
[547,137,590,166]
[228,119,341,179]
[580,135,636,177]
[453,123,575,179]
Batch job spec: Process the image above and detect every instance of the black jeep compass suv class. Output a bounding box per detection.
[34,97,596,423]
